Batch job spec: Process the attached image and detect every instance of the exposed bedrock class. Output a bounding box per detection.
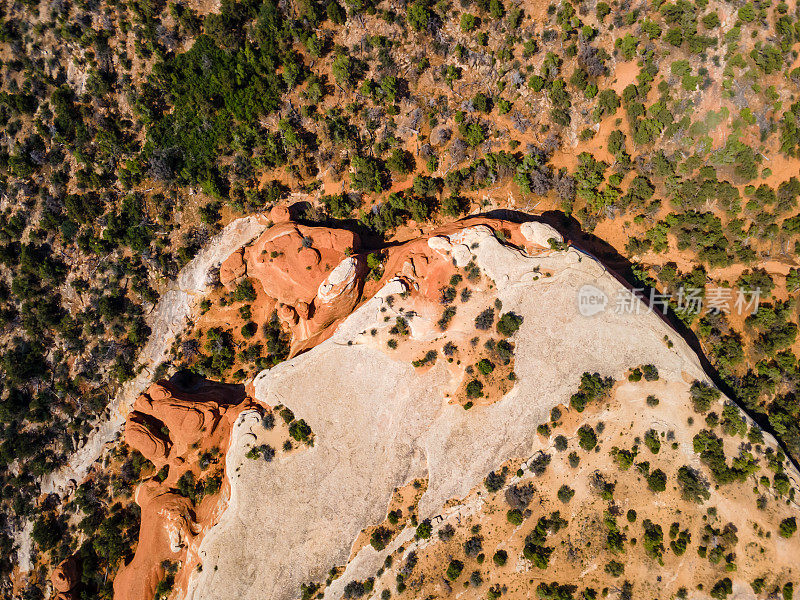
[185,219,755,600]
[219,217,363,353]
[114,375,254,600]
[51,556,80,600]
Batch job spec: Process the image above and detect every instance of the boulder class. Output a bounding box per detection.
[269,205,291,223]
[219,250,246,289]
[317,257,360,305]
[52,556,80,599]
[520,222,563,248]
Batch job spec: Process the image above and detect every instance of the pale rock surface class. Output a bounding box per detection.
[376,278,408,298]
[317,256,359,304]
[520,221,563,248]
[185,225,772,600]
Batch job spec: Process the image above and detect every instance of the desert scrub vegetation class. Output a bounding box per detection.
[570,372,615,412]
[496,312,523,337]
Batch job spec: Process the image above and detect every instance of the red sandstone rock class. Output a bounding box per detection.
[51,556,79,599]
[269,204,291,223]
[113,482,195,600]
[244,223,360,307]
[125,412,171,466]
[295,301,310,320]
[219,249,247,289]
[115,377,254,600]
[278,303,299,325]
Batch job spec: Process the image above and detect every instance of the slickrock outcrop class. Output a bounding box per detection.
[105,214,799,600]
[114,375,255,600]
[183,218,799,600]
[377,217,537,302]
[520,220,564,248]
[51,556,80,600]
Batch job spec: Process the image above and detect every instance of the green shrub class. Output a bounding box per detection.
[611,447,636,470]
[289,419,312,442]
[496,312,523,336]
[460,13,477,32]
[416,519,432,539]
[577,425,597,451]
[493,549,508,566]
[690,380,720,413]
[507,509,524,525]
[779,517,797,538]
[477,359,495,375]
[523,541,553,568]
[676,465,710,503]
[371,526,392,550]
[475,308,495,330]
[710,578,733,600]
[466,379,485,398]
[644,430,661,454]
[484,470,506,492]
[570,372,614,412]
[647,468,667,492]
[641,519,664,560]
[557,484,575,503]
[446,559,464,580]
[407,1,432,31]
[233,280,257,302]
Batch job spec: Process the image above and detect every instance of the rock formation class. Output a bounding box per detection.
[219,217,364,353]
[51,556,80,600]
[103,213,800,600]
[182,218,800,600]
[39,215,269,502]
[520,220,564,248]
[114,375,254,600]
